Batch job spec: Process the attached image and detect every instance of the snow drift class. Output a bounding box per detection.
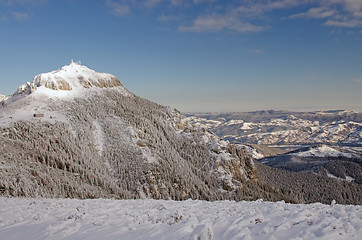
[0,197,361,240]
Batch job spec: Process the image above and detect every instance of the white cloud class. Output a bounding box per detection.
[106,0,130,17]
[179,14,228,32]
[144,0,162,8]
[247,49,262,54]
[328,29,343,35]
[192,0,215,3]
[105,0,362,31]
[0,0,46,5]
[232,0,362,29]
[179,0,311,34]
[288,0,362,28]
[235,0,304,17]
[303,75,316,80]
[0,0,45,21]
[179,14,266,33]
[105,0,211,18]
[325,19,362,28]
[158,13,179,22]
[354,78,362,83]
[12,11,29,20]
[289,7,335,19]
[168,0,214,6]
[178,0,305,33]
[169,0,182,6]
[334,0,362,18]
[0,14,7,21]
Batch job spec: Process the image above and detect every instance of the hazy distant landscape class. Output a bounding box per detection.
[186,110,362,146]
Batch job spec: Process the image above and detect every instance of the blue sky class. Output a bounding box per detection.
[1,0,362,112]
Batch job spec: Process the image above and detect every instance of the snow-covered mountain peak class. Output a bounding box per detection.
[15,61,125,97]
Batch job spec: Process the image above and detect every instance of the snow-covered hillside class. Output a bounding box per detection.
[291,145,358,158]
[0,62,258,201]
[1,197,361,240]
[259,145,362,184]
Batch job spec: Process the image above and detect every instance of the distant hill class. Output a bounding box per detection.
[186,111,362,145]
[259,145,362,184]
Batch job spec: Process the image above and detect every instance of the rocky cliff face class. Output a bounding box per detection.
[0,63,257,200]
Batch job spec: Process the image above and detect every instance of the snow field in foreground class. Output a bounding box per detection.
[0,197,361,240]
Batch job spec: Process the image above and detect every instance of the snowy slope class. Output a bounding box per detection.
[291,145,357,158]
[0,197,361,240]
